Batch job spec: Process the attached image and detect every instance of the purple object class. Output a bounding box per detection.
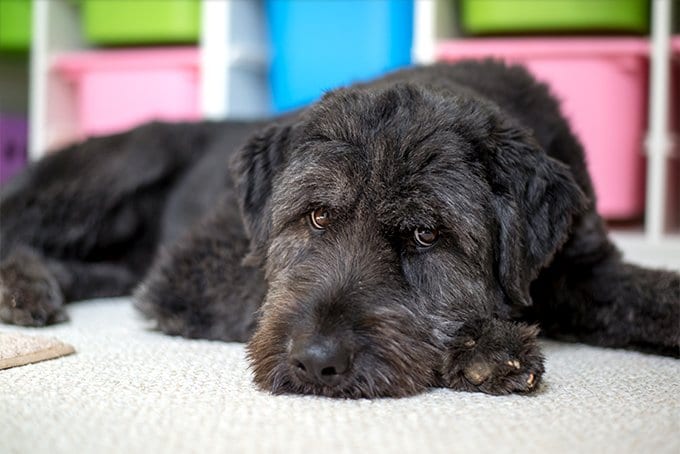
[0,114,28,184]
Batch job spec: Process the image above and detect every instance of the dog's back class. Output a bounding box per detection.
[0,119,262,324]
[0,120,261,262]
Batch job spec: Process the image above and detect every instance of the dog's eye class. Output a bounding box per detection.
[414,227,439,248]
[309,208,331,230]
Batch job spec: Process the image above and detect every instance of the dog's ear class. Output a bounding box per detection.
[483,119,587,308]
[230,123,294,266]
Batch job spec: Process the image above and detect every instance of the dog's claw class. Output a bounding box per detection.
[527,373,535,387]
[507,359,521,369]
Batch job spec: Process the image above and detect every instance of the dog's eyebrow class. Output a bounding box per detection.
[270,142,365,227]
[384,162,491,257]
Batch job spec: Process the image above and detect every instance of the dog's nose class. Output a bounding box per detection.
[290,337,351,386]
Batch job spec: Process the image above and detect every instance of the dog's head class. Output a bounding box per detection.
[231,83,585,398]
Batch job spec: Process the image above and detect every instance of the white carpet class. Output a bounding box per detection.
[1,298,678,454]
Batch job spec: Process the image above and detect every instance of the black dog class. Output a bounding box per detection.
[1,60,678,398]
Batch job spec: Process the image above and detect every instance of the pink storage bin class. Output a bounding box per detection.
[54,48,200,138]
[438,38,649,220]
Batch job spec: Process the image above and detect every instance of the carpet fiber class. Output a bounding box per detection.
[0,298,678,454]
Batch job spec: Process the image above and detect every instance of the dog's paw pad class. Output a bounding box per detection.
[463,361,493,385]
[454,355,541,394]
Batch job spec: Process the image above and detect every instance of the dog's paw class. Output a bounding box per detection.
[442,318,544,395]
[0,248,67,326]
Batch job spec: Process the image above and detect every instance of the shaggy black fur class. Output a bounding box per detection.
[1,60,678,398]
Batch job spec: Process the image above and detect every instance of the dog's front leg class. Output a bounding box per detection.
[134,198,266,342]
[441,318,544,395]
[0,247,67,326]
[0,246,137,326]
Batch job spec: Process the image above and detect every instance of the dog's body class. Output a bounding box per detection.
[1,61,678,398]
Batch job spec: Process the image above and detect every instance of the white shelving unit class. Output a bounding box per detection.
[620,0,680,269]
[28,0,269,156]
[29,0,84,158]
[200,0,269,120]
[23,0,680,268]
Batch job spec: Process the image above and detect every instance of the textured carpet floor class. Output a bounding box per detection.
[1,298,678,454]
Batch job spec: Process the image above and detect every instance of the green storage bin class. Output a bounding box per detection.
[460,0,649,35]
[0,0,31,51]
[82,0,200,45]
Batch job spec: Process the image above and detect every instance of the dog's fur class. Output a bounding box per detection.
[1,61,678,398]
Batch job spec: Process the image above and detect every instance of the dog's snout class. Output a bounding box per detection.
[290,337,351,386]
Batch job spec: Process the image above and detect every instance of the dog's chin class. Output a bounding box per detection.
[247,351,431,399]
[246,300,442,398]
[247,335,439,399]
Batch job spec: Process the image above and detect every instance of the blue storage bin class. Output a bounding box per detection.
[266,0,414,112]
